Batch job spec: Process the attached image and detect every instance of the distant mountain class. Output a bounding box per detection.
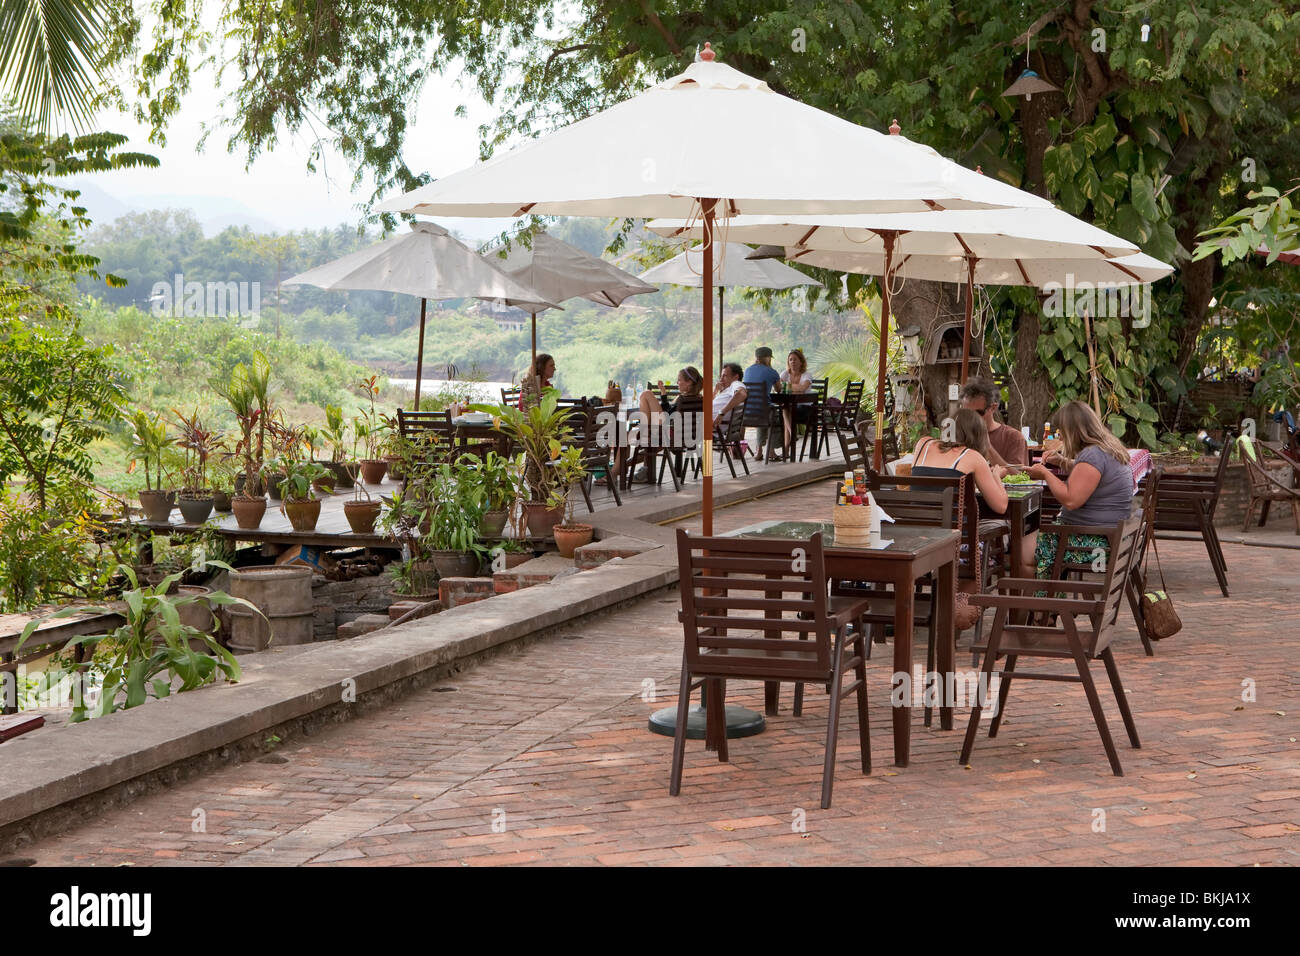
[65,178,287,235]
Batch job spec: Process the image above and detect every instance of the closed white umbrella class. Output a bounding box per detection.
[284,221,558,408]
[486,231,658,363]
[378,44,1054,535]
[637,242,821,359]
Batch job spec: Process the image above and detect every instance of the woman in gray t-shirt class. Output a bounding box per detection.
[1028,401,1135,576]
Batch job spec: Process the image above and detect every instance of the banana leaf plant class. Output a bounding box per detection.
[127,409,174,491]
[471,389,573,504]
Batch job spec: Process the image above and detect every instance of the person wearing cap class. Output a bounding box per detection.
[744,346,781,460]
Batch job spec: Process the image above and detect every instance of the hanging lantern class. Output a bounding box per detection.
[1003,69,1059,101]
[745,244,787,261]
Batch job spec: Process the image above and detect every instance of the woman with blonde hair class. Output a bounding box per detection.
[779,348,814,454]
[1028,400,1136,576]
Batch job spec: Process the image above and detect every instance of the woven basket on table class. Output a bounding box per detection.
[832,502,874,546]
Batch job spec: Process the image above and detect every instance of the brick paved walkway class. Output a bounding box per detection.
[18,480,1300,866]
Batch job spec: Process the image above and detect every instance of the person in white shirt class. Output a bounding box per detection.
[712,363,748,421]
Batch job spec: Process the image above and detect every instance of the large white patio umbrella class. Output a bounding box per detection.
[652,208,1173,456]
[486,231,658,364]
[377,44,1054,537]
[637,242,821,359]
[284,221,557,408]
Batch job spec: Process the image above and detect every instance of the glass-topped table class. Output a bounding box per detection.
[727,518,961,767]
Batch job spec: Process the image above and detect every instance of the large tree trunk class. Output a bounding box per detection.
[888,277,988,427]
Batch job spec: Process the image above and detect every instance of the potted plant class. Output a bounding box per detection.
[263,414,304,500]
[323,403,356,489]
[129,410,177,522]
[172,407,221,525]
[474,450,522,537]
[378,412,406,481]
[212,355,272,528]
[488,538,535,571]
[549,446,594,557]
[424,456,488,578]
[208,442,238,512]
[356,375,388,484]
[378,483,437,589]
[389,557,437,602]
[278,458,329,531]
[301,424,337,494]
[473,391,573,537]
[344,473,382,534]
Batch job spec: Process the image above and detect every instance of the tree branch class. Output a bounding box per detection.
[637,0,682,56]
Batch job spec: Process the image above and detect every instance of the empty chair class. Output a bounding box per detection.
[962,514,1144,775]
[1142,441,1232,596]
[670,528,872,809]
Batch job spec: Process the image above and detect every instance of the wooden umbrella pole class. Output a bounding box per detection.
[414,297,428,411]
[531,313,538,368]
[718,285,725,363]
[702,199,718,536]
[960,255,976,386]
[874,232,897,471]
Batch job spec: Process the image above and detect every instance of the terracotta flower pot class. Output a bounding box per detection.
[329,461,358,489]
[385,454,405,483]
[177,494,214,525]
[138,489,176,523]
[344,499,382,534]
[524,502,565,537]
[431,550,480,578]
[232,495,267,529]
[359,459,388,484]
[553,523,594,558]
[479,509,509,537]
[282,497,322,531]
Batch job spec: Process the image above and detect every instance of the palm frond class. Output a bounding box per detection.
[0,0,108,133]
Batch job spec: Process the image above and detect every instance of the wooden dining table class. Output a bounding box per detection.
[724,519,960,767]
[981,485,1043,574]
[768,391,820,461]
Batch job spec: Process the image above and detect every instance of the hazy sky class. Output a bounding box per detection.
[75,52,516,241]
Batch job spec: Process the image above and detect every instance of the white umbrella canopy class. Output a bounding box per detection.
[789,247,1174,286]
[284,221,557,311]
[637,241,820,290]
[284,221,559,408]
[378,57,1054,220]
[377,44,1055,533]
[649,207,1140,262]
[485,231,658,361]
[638,242,821,359]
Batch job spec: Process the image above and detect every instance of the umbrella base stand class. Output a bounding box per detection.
[647,703,766,740]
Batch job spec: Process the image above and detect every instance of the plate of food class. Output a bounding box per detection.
[1002,472,1046,488]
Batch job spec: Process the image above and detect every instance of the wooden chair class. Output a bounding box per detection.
[797,377,829,461]
[646,381,680,403]
[816,379,865,458]
[1240,436,1300,534]
[670,528,872,809]
[395,408,456,463]
[1141,441,1232,596]
[566,404,621,511]
[500,386,521,407]
[962,513,1145,776]
[622,396,703,491]
[838,427,871,474]
[714,405,750,479]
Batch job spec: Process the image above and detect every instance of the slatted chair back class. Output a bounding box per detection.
[648,381,680,403]
[870,470,982,581]
[713,405,751,477]
[396,407,452,439]
[501,386,521,407]
[1039,513,1144,655]
[1149,439,1233,531]
[676,529,833,681]
[837,428,871,473]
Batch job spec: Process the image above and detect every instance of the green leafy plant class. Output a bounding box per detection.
[425,456,488,555]
[127,409,174,491]
[278,459,329,503]
[323,404,350,463]
[472,391,572,504]
[17,561,261,723]
[546,446,588,526]
[355,375,383,459]
[471,450,523,513]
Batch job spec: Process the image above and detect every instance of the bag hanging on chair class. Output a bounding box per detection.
[1142,535,1182,640]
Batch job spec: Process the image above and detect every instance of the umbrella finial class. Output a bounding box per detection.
[700,42,716,61]
[975,165,983,175]
[889,118,901,135]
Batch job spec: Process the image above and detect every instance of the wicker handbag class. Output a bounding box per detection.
[1142,535,1182,640]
